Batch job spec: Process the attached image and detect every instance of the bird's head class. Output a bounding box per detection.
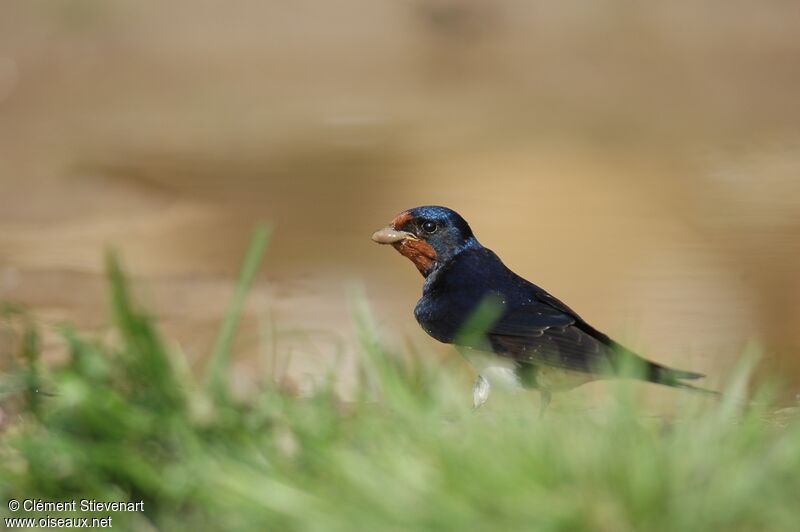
[371,205,479,277]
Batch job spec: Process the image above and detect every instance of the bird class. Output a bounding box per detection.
[371,205,710,414]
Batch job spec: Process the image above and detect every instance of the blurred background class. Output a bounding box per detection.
[1,0,799,402]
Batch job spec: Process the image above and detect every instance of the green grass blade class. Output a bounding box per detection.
[21,323,43,419]
[206,223,272,402]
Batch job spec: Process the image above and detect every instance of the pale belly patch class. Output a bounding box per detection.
[462,348,594,392]
[462,349,523,391]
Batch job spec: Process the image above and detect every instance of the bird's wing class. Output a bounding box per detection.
[486,305,614,374]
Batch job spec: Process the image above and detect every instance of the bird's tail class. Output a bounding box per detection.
[648,363,720,396]
[651,364,704,382]
[595,332,719,395]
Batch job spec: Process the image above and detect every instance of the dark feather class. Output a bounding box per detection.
[394,205,708,392]
[416,246,704,389]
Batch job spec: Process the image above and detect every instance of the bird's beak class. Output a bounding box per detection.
[371,226,419,244]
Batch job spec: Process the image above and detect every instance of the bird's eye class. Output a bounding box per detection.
[421,221,437,234]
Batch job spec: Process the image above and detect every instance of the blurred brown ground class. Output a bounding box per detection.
[1,1,799,404]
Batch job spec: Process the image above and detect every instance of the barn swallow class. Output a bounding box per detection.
[372,205,708,413]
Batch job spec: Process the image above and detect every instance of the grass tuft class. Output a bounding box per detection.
[1,229,799,531]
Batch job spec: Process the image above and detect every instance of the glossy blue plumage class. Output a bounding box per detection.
[390,206,705,390]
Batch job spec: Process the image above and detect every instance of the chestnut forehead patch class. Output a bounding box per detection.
[390,211,413,230]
